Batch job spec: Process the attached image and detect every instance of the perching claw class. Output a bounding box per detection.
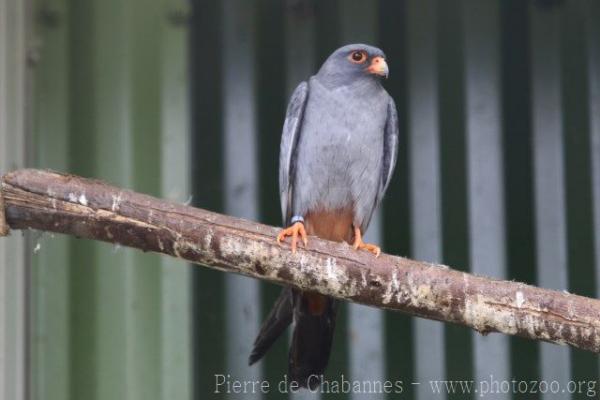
[352,226,380,257]
[277,222,307,253]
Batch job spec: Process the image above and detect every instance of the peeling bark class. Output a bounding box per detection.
[2,168,600,353]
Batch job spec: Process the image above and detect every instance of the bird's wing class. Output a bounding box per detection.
[279,81,309,225]
[378,96,399,203]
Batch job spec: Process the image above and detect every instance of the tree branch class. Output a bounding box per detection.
[2,169,600,353]
[0,187,8,237]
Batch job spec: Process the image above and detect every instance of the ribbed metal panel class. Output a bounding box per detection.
[221,0,263,397]
[406,1,446,399]
[29,0,192,399]
[589,7,600,378]
[30,0,70,398]
[0,1,29,399]
[531,3,571,395]
[463,1,510,395]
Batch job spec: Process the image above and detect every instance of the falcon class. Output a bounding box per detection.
[249,44,399,389]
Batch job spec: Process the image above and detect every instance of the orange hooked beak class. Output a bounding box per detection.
[366,56,389,78]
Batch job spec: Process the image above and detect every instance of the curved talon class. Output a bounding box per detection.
[352,226,381,257]
[277,222,307,253]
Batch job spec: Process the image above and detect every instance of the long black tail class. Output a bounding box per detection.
[289,290,337,389]
[248,288,337,389]
[248,287,293,365]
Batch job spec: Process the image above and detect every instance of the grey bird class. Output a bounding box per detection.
[248,44,399,389]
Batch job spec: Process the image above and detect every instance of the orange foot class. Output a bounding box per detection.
[353,226,381,257]
[277,222,307,253]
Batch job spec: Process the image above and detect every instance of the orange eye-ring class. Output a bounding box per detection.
[349,50,367,64]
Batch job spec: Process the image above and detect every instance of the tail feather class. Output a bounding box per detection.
[248,287,293,365]
[249,288,338,389]
[288,291,338,389]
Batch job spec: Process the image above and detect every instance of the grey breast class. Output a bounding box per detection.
[292,76,389,230]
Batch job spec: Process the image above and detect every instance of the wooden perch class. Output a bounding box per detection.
[2,169,600,353]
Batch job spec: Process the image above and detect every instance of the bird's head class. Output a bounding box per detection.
[316,44,389,88]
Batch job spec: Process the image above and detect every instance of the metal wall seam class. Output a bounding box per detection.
[530,3,572,396]
[30,0,71,398]
[589,2,600,372]
[462,0,510,395]
[406,1,445,399]
[159,0,193,398]
[0,0,28,398]
[378,1,415,395]
[222,0,262,397]
[128,0,164,396]
[562,0,597,381]
[89,0,137,398]
[67,0,98,396]
[189,0,226,395]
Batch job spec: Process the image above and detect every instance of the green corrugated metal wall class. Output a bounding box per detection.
[12,0,600,399]
[31,0,191,399]
[0,0,28,399]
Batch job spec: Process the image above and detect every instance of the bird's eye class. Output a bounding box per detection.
[349,51,367,64]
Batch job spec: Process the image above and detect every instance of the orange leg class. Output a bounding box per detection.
[277,222,308,253]
[352,226,381,257]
